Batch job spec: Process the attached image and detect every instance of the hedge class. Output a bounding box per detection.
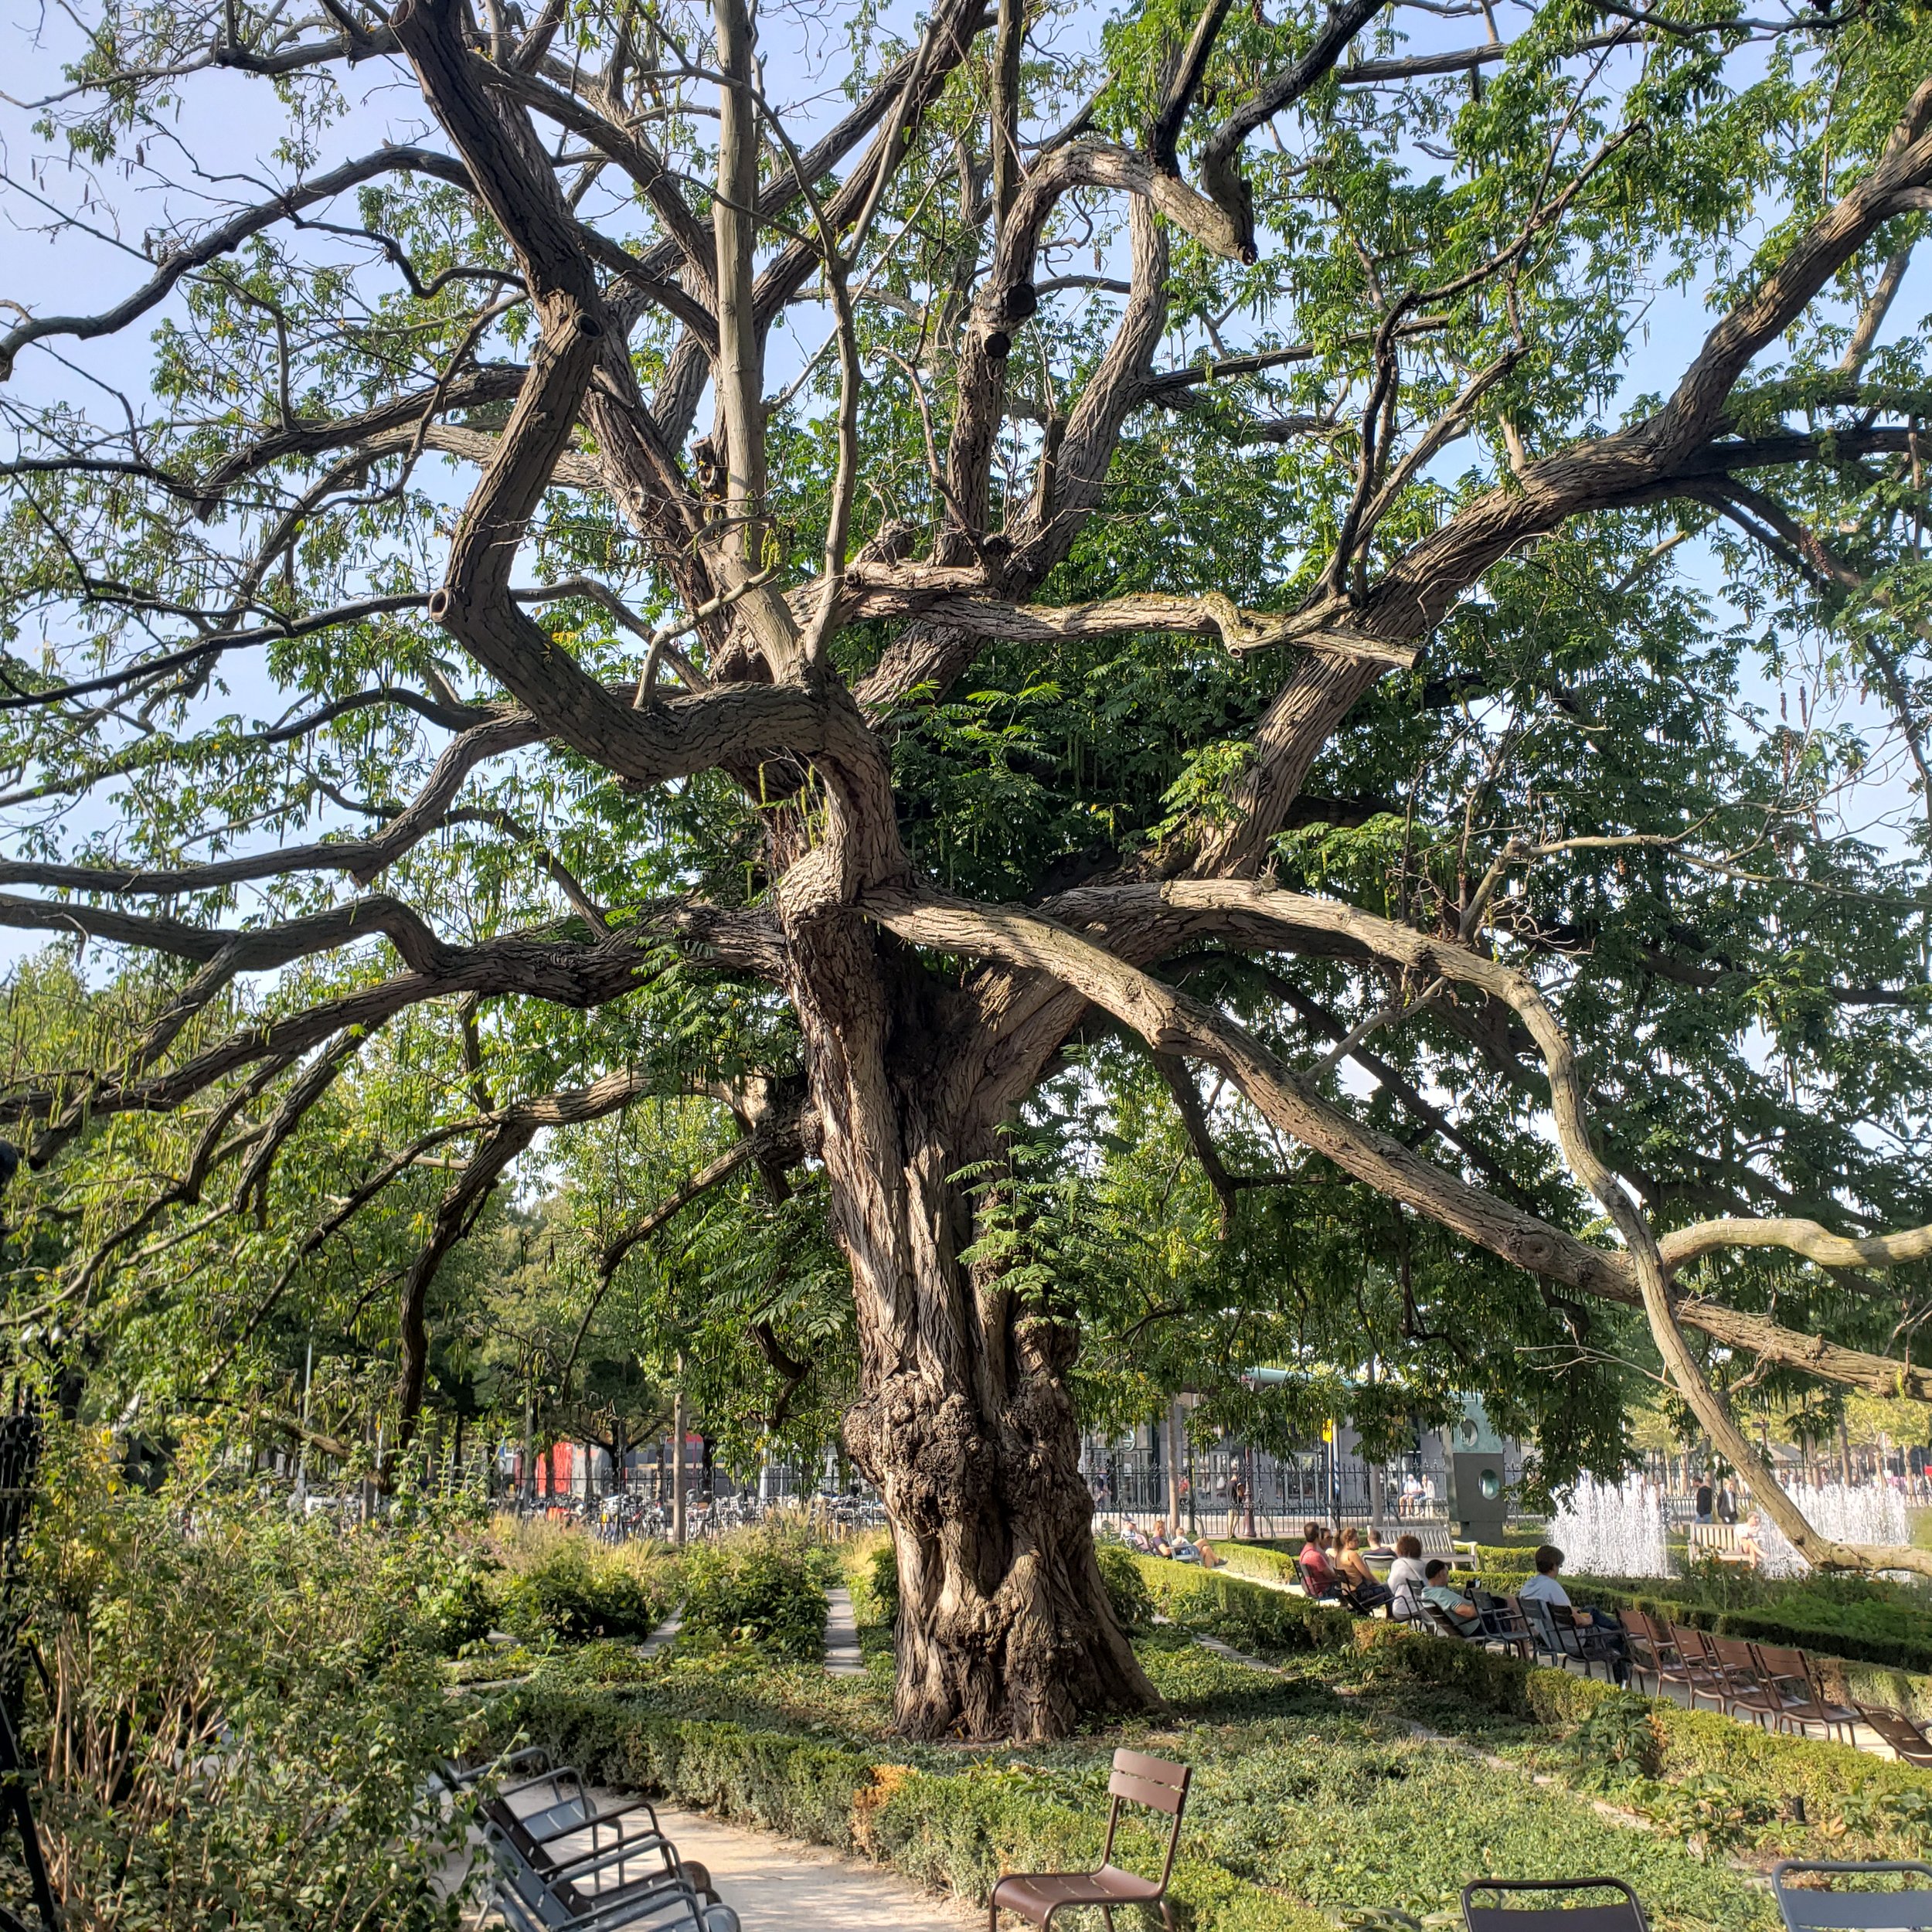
[1474,1570,1932,1713]
[1128,1552,1356,1655]
[497,1685,1330,1930]
[1351,1621,1932,1820]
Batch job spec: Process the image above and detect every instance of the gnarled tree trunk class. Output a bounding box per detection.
[790,915,1158,1740]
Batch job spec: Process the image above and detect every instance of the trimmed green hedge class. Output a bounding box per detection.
[1128,1552,1356,1656]
[1588,1580,1932,1677]
[498,1686,1330,1930]
[1351,1621,1932,1821]
[1473,1570,1932,1713]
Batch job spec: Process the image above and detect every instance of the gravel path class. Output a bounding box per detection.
[822,1587,865,1675]
[656,1805,976,1929]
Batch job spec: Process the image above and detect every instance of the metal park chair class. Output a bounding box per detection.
[1461,1877,1648,1932]
[1853,1704,1932,1768]
[1706,1634,1786,1727]
[989,1749,1189,1930]
[1773,1861,1932,1932]
[1614,1611,1674,1696]
[1752,1645,1859,1746]
[1665,1624,1734,1714]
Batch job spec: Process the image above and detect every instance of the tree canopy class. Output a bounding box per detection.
[3,0,1932,1736]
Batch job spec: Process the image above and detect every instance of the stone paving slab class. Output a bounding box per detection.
[823,1586,865,1675]
[655,1804,976,1929]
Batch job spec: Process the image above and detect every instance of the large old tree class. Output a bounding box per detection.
[5,0,1932,1737]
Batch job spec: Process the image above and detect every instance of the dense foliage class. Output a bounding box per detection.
[5,0,1932,1731]
[676,1523,835,1658]
[4,1428,479,1930]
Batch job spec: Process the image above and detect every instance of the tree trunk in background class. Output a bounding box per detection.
[672,1386,687,1546]
[1166,1400,1185,1530]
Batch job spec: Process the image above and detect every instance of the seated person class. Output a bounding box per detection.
[1517,1544,1612,1626]
[1334,1527,1394,1609]
[1122,1520,1150,1553]
[1170,1529,1203,1563]
[1298,1522,1338,1595]
[1518,1544,1629,1681]
[1387,1533,1429,1617]
[1420,1560,1483,1634]
[1717,1511,1767,1569]
[1148,1518,1174,1558]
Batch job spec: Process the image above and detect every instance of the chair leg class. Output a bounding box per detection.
[1159,1903,1178,1932]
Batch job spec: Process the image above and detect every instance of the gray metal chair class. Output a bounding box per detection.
[1773,1862,1932,1932]
[1462,1877,1647,1931]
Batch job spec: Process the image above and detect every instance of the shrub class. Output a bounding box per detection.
[12,1423,477,1931]
[679,1525,830,1658]
[858,1539,900,1631]
[492,1527,669,1643]
[1131,1553,1355,1655]
[1095,1542,1155,1631]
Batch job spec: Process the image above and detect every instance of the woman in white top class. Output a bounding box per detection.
[1387,1532,1429,1615]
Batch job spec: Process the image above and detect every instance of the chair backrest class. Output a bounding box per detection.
[1103,1750,1191,1888]
[1854,1705,1932,1765]
[1462,1876,1647,1932]
[1773,1862,1932,1931]
[1670,1623,1713,1664]
[1298,1559,1334,1599]
[1709,1634,1761,1679]
[1753,1644,1812,1693]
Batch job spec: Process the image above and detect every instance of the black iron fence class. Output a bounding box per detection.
[1079,1440,1531,1536]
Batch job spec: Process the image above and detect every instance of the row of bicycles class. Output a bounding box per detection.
[504,1488,889,1543]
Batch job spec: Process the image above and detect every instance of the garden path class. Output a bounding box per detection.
[822,1586,864,1675]
[652,1803,977,1929]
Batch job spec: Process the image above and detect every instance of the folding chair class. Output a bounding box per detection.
[1772,1861,1932,1932]
[990,1748,1189,1929]
[1462,1876,1648,1931]
[1853,1705,1932,1769]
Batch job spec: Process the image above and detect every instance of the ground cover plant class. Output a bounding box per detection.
[453,1537,1932,1930]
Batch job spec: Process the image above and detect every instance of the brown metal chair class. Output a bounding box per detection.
[1462,1876,1648,1931]
[1668,1624,1733,1713]
[989,1748,1190,1929]
[1753,1645,1859,1745]
[1615,1610,1679,1696]
[1708,1634,1784,1726]
[1854,1702,1932,1768]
